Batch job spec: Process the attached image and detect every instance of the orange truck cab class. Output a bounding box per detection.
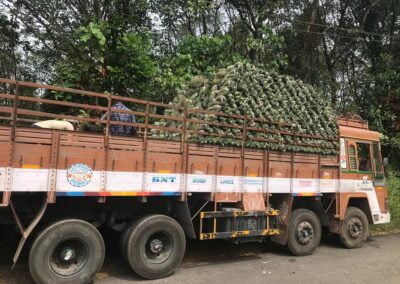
[338,117,389,224]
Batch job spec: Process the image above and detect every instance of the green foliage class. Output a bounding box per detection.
[156,35,243,102]
[52,21,157,102]
[387,170,400,227]
[0,0,398,163]
[373,169,400,232]
[154,62,339,155]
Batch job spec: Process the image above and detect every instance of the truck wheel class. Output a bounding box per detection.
[287,209,321,256]
[123,215,186,279]
[340,207,369,249]
[29,219,105,284]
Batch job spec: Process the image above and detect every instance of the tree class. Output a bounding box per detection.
[156,35,242,102]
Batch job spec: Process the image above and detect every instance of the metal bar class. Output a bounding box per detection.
[201,210,279,218]
[16,95,108,112]
[110,94,185,110]
[187,108,294,127]
[191,200,210,221]
[240,116,248,203]
[12,198,48,267]
[142,103,150,193]
[0,78,109,99]
[0,92,15,100]
[47,130,60,203]
[290,152,294,194]
[186,130,336,150]
[200,229,280,240]
[16,108,105,124]
[180,107,188,201]
[99,94,112,203]
[1,83,19,206]
[11,83,19,138]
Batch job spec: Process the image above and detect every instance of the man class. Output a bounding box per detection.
[102,101,136,136]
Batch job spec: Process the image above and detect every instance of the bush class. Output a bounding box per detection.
[386,169,400,228]
[372,169,400,232]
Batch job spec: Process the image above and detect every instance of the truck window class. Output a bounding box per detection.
[348,145,357,170]
[356,143,372,172]
[373,143,383,174]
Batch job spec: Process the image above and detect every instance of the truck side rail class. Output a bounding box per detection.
[0,78,338,149]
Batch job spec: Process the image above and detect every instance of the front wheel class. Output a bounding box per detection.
[340,207,369,248]
[287,209,321,256]
[122,215,186,280]
[29,219,105,284]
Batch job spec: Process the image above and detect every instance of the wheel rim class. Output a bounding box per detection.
[144,231,174,264]
[296,221,314,245]
[347,217,363,239]
[49,238,90,277]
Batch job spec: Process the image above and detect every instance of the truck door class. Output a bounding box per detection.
[343,139,374,181]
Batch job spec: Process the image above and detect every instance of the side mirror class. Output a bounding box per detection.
[383,157,389,167]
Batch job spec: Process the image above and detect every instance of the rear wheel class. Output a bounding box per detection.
[340,207,369,248]
[29,219,105,284]
[122,215,186,279]
[287,209,321,256]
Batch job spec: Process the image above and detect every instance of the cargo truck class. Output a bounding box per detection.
[0,78,390,283]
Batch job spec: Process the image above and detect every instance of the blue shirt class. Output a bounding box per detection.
[102,102,136,136]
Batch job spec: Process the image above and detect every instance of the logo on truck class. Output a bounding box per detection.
[67,163,93,187]
[151,176,177,183]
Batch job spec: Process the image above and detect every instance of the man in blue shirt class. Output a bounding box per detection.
[102,101,136,136]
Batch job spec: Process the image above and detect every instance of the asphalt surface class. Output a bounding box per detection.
[0,227,399,284]
[97,233,400,284]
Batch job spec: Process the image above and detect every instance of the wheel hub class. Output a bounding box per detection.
[296,221,314,245]
[149,239,164,254]
[145,231,174,264]
[50,239,89,277]
[60,247,76,262]
[348,217,363,239]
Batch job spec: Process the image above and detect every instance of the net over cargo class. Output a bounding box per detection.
[153,63,339,155]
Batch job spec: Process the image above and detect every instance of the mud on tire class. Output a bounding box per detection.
[340,207,369,249]
[287,209,322,256]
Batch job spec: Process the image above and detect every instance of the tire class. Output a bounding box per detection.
[287,209,322,256]
[340,207,369,249]
[123,215,186,280]
[29,219,105,284]
[120,223,131,262]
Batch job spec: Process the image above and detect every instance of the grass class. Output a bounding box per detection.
[371,169,400,234]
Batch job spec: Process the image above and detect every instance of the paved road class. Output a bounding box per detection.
[98,233,400,284]
[1,229,399,284]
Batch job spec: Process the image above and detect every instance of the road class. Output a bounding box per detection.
[1,227,399,284]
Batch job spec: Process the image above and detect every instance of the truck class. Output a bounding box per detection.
[0,78,390,283]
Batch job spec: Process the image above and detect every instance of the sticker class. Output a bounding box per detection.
[217,176,239,192]
[67,163,93,187]
[146,173,181,192]
[243,177,263,192]
[187,174,213,192]
[340,138,347,169]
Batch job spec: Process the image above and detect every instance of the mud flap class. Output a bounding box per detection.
[173,200,196,239]
[270,196,293,245]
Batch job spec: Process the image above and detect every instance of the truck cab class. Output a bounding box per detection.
[338,117,390,224]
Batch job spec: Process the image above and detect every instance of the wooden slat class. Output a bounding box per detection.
[18,95,108,112]
[0,78,109,99]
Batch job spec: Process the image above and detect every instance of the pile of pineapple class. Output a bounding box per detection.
[153,62,339,155]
